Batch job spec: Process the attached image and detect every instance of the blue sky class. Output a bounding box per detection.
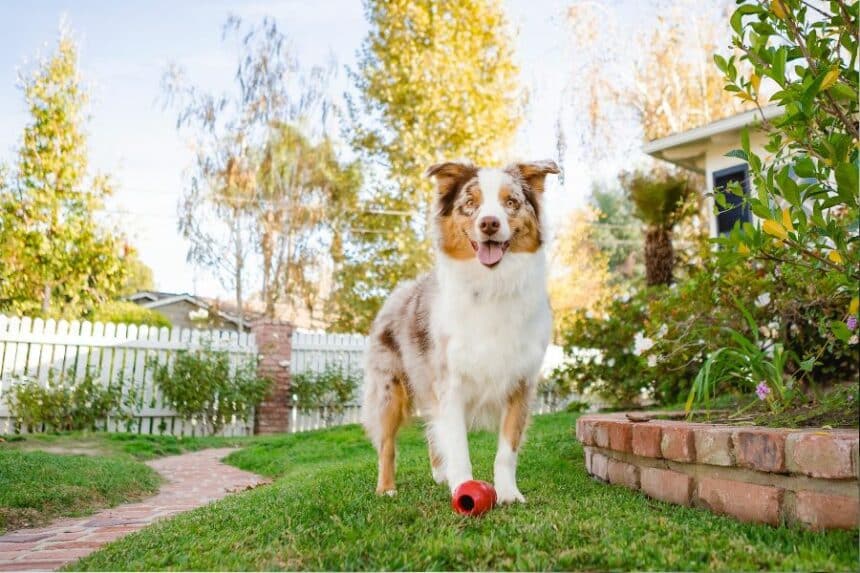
[0,0,637,298]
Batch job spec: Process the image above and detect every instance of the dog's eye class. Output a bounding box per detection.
[506,199,518,209]
[466,198,475,208]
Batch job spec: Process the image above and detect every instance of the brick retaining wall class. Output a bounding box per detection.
[576,413,859,530]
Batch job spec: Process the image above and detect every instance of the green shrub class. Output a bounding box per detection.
[686,0,860,413]
[549,289,654,407]
[149,346,271,434]
[3,370,125,432]
[291,364,361,424]
[90,300,171,328]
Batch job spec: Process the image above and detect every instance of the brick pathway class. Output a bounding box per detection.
[0,448,269,571]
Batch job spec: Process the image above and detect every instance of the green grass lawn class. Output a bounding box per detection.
[0,450,160,533]
[67,412,858,571]
[1,430,254,461]
[0,430,254,533]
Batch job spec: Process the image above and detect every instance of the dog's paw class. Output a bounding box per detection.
[376,488,397,497]
[495,485,526,505]
[431,465,446,485]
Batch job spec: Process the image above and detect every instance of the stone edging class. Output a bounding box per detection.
[576,413,859,530]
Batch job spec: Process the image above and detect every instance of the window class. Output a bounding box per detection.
[713,164,752,235]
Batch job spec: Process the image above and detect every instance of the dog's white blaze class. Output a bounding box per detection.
[475,168,512,240]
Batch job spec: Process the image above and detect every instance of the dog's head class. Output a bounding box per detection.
[426,160,560,268]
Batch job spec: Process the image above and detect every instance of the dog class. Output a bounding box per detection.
[360,159,559,503]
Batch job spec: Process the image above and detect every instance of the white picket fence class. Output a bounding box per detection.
[287,328,570,433]
[0,315,258,436]
[0,315,571,437]
[289,329,364,433]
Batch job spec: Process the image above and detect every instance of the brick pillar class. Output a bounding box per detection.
[251,319,293,434]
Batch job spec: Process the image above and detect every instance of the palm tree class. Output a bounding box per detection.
[620,170,692,286]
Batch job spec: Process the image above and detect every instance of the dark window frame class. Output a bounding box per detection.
[713,164,752,235]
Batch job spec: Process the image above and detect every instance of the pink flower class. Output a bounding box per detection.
[847,315,858,331]
[755,382,771,401]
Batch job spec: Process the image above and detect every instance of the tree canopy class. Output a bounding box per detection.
[330,0,525,332]
[0,27,129,318]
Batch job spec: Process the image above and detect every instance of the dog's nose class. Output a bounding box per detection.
[479,216,500,235]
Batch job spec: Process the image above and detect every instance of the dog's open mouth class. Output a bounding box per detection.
[469,239,510,268]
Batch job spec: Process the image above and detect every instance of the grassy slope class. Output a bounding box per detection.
[0,431,253,533]
[1,431,254,461]
[0,450,160,533]
[69,413,857,571]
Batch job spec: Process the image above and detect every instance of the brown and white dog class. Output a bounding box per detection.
[360,159,559,503]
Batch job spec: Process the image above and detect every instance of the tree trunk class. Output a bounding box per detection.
[40,283,52,315]
[644,226,674,286]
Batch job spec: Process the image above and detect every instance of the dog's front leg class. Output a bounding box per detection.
[494,380,530,504]
[432,385,473,493]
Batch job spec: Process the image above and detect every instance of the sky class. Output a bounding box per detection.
[0,0,649,299]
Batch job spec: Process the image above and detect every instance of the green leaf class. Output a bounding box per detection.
[725,149,748,161]
[835,162,859,205]
[793,156,815,179]
[831,321,852,343]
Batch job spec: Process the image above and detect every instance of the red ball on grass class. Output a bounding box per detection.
[451,480,497,516]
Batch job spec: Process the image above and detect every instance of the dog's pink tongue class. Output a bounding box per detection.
[477,242,504,266]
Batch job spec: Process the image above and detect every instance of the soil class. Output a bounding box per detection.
[635,383,859,429]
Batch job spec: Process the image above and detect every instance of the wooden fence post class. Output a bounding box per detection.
[251,319,293,434]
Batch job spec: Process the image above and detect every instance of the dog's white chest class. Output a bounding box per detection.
[434,255,552,403]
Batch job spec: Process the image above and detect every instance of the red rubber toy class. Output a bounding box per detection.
[451,480,497,516]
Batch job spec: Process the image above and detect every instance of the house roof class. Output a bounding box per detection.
[643,105,783,173]
[125,291,257,329]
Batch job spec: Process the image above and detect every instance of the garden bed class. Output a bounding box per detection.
[576,413,859,530]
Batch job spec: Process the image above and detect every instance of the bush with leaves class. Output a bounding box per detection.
[714,0,858,331]
[90,300,171,328]
[149,346,270,434]
[682,0,860,413]
[291,364,361,424]
[550,289,656,407]
[3,370,123,432]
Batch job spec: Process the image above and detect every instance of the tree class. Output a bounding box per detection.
[566,0,750,162]
[255,123,361,317]
[620,169,693,286]
[330,0,525,333]
[549,207,613,325]
[165,17,356,323]
[0,26,128,318]
[120,252,155,296]
[549,182,644,326]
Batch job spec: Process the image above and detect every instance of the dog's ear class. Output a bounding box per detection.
[506,160,560,194]
[425,161,478,195]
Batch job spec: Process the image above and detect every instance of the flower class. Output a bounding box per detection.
[755,382,771,401]
[847,315,858,331]
[647,354,658,368]
[633,332,655,356]
[655,324,668,339]
[755,292,771,307]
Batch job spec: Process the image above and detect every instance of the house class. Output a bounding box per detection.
[126,291,253,332]
[643,105,783,236]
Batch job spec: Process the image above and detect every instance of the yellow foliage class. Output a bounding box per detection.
[828,250,844,264]
[849,297,859,315]
[821,68,840,91]
[771,0,788,20]
[762,219,788,240]
[781,207,794,231]
[548,208,614,326]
